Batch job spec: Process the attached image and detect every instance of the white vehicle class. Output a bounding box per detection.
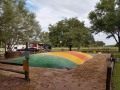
[12,45,26,51]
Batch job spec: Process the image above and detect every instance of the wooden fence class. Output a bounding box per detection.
[0,60,29,82]
[106,55,116,90]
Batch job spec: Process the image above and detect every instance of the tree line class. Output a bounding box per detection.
[1,0,111,52]
[40,18,105,50]
[49,18,94,50]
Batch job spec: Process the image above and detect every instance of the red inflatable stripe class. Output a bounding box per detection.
[66,51,90,61]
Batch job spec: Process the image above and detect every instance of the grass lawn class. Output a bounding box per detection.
[112,53,120,90]
[52,47,118,53]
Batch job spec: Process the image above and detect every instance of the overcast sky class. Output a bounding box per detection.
[26,0,116,45]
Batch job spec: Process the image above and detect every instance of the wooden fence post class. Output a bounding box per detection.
[106,67,112,90]
[23,60,29,82]
[24,42,30,82]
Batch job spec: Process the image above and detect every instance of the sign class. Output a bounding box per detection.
[23,60,29,71]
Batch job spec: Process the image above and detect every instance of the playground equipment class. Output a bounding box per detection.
[8,51,93,69]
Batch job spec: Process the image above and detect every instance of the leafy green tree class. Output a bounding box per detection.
[0,0,41,51]
[89,0,120,52]
[91,41,105,47]
[40,31,51,44]
[49,18,94,50]
[49,20,68,47]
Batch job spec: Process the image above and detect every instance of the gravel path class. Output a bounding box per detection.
[0,54,110,90]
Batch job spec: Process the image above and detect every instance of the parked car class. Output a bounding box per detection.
[16,49,25,51]
[42,44,51,51]
[16,44,52,52]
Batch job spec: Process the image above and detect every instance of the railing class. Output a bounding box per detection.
[106,54,116,90]
[0,60,30,82]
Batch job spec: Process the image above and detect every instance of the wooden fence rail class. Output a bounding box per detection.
[0,60,29,82]
[0,68,25,74]
[0,61,23,66]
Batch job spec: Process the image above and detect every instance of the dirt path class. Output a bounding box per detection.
[0,54,110,90]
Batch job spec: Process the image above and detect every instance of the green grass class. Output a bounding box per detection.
[112,53,120,90]
[52,47,118,53]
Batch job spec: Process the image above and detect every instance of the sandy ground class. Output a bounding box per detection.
[0,54,110,90]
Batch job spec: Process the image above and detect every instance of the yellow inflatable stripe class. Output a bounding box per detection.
[48,52,85,64]
[76,52,93,59]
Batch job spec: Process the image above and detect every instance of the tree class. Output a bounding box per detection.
[49,20,67,47]
[92,41,105,47]
[49,18,94,50]
[0,0,41,51]
[89,0,120,52]
[40,31,51,44]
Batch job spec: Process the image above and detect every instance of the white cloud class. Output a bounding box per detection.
[94,33,116,45]
[26,0,99,27]
[26,0,116,45]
